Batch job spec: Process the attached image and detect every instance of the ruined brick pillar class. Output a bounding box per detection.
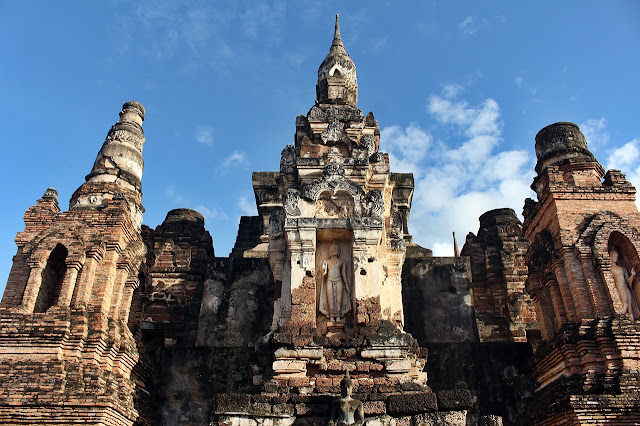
[461,208,539,344]
[0,102,148,425]
[522,122,640,424]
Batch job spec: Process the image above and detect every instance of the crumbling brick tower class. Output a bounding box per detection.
[523,122,640,424]
[0,102,148,425]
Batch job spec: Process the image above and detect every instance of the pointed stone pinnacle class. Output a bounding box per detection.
[331,14,346,54]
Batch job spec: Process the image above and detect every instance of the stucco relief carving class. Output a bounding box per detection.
[146,280,186,306]
[269,210,284,239]
[308,105,326,122]
[284,189,302,216]
[370,152,383,163]
[390,206,403,237]
[43,187,58,200]
[106,129,144,151]
[388,206,405,250]
[324,105,364,123]
[321,119,347,144]
[280,145,296,174]
[360,134,375,156]
[364,190,384,218]
[315,192,354,218]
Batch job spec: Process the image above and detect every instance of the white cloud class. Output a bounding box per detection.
[458,15,505,38]
[458,16,479,36]
[218,150,250,174]
[427,96,474,126]
[195,126,214,146]
[579,117,609,149]
[165,186,228,221]
[515,76,523,88]
[194,204,228,222]
[165,185,188,205]
[442,83,464,99]
[238,195,257,215]
[382,124,432,166]
[382,91,535,256]
[607,138,640,210]
[607,139,640,171]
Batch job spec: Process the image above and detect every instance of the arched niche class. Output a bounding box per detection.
[34,243,68,313]
[578,210,640,318]
[315,228,354,334]
[607,231,640,318]
[608,231,640,272]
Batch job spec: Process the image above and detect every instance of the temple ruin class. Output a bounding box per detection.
[0,15,639,426]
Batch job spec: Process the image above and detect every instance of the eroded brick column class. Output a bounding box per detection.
[90,244,121,315]
[20,260,45,312]
[119,278,139,322]
[57,259,82,307]
[74,248,103,306]
[561,248,595,319]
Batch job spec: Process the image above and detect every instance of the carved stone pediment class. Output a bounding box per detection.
[308,106,326,122]
[303,163,364,203]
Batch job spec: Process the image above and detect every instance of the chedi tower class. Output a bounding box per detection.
[520,122,640,424]
[221,15,472,424]
[0,102,148,425]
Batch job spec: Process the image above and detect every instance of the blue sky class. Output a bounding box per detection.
[1,1,640,294]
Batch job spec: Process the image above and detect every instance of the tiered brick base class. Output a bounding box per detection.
[211,320,471,424]
[0,308,140,426]
[214,391,470,425]
[524,317,640,425]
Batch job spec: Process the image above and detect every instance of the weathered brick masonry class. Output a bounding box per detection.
[520,122,640,424]
[0,102,148,425]
[2,19,640,426]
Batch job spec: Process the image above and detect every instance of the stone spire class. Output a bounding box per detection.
[330,14,346,54]
[85,101,146,191]
[70,101,146,225]
[316,14,358,106]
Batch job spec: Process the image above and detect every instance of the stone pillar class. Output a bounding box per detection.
[285,219,316,327]
[352,224,383,326]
